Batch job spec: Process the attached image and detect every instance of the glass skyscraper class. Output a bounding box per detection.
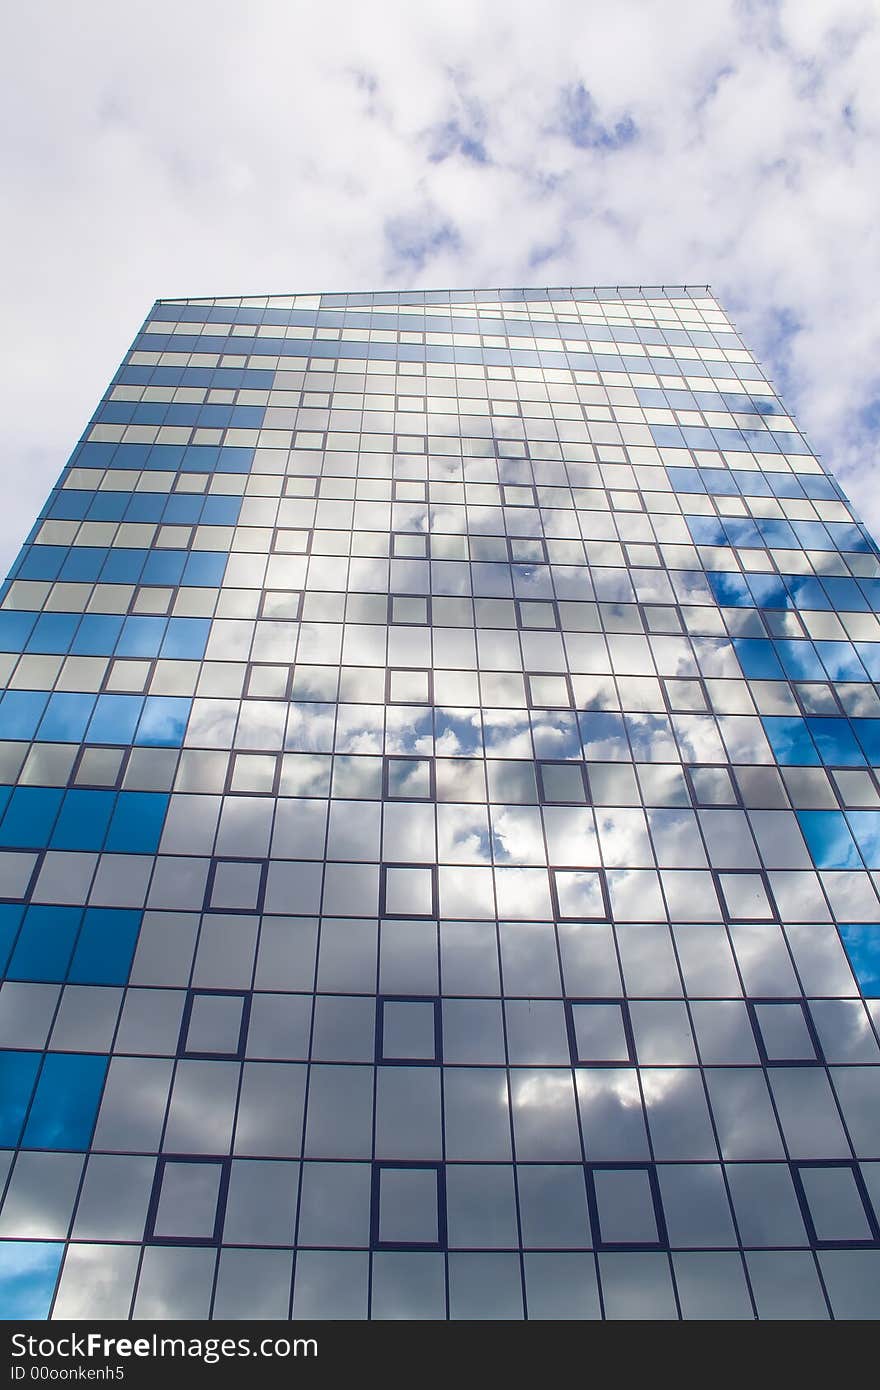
[1,283,879,1322]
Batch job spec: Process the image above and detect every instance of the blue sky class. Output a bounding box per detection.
[1,0,878,568]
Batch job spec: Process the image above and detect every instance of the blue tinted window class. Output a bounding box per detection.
[146,445,186,472]
[162,494,203,524]
[707,572,752,606]
[0,1052,41,1146]
[856,644,880,681]
[181,445,220,471]
[60,548,105,582]
[26,613,78,654]
[0,787,64,848]
[682,426,717,450]
[784,575,830,610]
[0,903,24,972]
[70,614,123,656]
[164,404,200,428]
[99,549,146,584]
[129,402,164,426]
[756,518,798,548]
[124,493,164,523]
[699,468,739,495]
[733,640,784,680]
[182,551,227,585]
[859,579,880,611]
[199,404,232,428]
[827,522,869,553]
[37,692,96,742]
[68,907,142,985]
[822,576,868,611]
[807,717,864,767]
[816,642,867,682]
[847,812,880,869]
[7,906,82,982]
[839,924,880,996]
[17,547,65,581]
[50,789,115,851]
[761,717,820,765]
[141,550,186,585]
[791,520,831,549]
[87,694,144,744]
[800,474,837,499]
[160,618,210,660]
[50,489,93,519]
[745,574,788,607]
[109,445,150,470]
[116,616,167,658]
[685,516,725,546]
[0,611,37,651]
[0,690,49,739]
[135,696,191,746]
[0,1243,63,1319]
[797,811,861,869]
[774,641,825,681]
[853,720,880,765]
[75,442,116,466]
[200,495,241,525]
[731,470,771,496]
[87,492,126,522]
[105,792,168,852]
[712,428,749,452]
[23,1053,108,1150]
[722,518,762,547]
[650,425,685,448]
[770,474,806,499]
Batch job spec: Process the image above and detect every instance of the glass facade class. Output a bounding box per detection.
[1,283,880,1321]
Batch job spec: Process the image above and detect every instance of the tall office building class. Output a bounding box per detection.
[0,284,879,1322]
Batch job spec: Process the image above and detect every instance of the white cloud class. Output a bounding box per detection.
[1,0,879,566]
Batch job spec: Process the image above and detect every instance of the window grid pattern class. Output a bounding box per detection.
[1,284,879,1320]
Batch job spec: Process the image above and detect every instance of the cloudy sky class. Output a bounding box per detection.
[2,0,878,571]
